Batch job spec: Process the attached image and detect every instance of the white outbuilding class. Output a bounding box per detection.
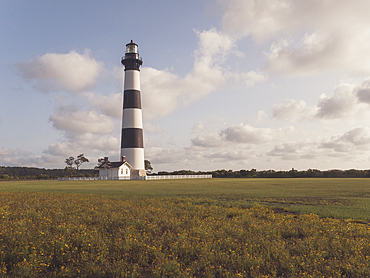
[96,157,133,180]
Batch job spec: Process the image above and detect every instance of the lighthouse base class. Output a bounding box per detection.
[130,169,147,177]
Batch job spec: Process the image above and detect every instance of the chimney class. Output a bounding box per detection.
[104,157,109,163]
[122,156,126,162]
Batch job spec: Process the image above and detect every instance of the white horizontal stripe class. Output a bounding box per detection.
[121,148,145,170]
[122,108,143,128]
[124,70,140,90]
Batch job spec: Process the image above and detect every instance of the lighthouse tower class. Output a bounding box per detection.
[121,40,146,177]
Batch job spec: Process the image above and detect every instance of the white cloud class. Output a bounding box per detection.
[49,104,115,135]
[272,99,307,121]
[192,122,206,132]
[0,147,14,159]
[195,28,236,61]
[265,32,342,75]
[191,122,294,148]
[267,141,317,160]
[232,71,267,87]
[191,132,224,147]
[83,92,122,118]
[219,0,300,41]
[45,135,119,157]
[221,124,293,144]
[271,79,370,122]
[191,116,228,133]
[16,49,102,93]
[355,79,370,104]
[256,110,268,123]
[204,150,250,162]
[38,133,120,169]
[321,127,370,152]
[357,89,370,104]
[0,147,47,167]
[219,0,370,75]
[141,29,229,120]
[0,133,119,169]
[145,143,257,171]
[145,147,185,165]
[316,83,358,119]
[266,126,370,162]
[141,67,183,119]
[340,127,370,146]
[221,124,274,144]
[141,28,266,120]
[144,123,163,134]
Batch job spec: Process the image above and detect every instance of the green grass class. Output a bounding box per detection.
[1,178,370,220]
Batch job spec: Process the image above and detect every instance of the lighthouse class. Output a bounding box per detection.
[121,40,146,177]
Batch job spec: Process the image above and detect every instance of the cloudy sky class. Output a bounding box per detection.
[2,0,370,172]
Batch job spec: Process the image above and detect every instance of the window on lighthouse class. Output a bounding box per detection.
[127,44,137,53]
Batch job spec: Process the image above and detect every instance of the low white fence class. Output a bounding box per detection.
[58,176,131,181]
[58,177,99,181]
[146,175,212,180]
[96,176,131,180]
[58,175,212,181]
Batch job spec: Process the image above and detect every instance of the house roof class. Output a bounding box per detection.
[95,161,133,169]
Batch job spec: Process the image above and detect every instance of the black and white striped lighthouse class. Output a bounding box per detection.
[121,40,146,176]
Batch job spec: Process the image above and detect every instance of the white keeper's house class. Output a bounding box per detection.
[95,157,133,180]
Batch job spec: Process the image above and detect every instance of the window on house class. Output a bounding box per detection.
[121,169,123,174]
[126,169,128,175]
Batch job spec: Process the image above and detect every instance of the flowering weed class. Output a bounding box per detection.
[0,193,369,277]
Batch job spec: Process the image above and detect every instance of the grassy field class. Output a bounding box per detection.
[1,178,370,277]
[1,178,370,220]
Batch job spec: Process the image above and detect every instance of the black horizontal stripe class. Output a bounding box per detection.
[121,56,143,71]
[123,90,141,109]
[121,128,144,148]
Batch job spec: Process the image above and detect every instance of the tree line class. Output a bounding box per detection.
[0,166,97,180]
[2,166,370,180]
[152,168,370,178]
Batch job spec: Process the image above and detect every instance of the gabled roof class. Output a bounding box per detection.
[95,161,133,169]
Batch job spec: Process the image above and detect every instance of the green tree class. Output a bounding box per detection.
[65,156,75,176]
[74,154,89,172]
[1,174,10,180]
[144,159,153,174]
[65,154,89,176]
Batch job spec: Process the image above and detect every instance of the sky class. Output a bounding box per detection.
[2,0,370,172]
